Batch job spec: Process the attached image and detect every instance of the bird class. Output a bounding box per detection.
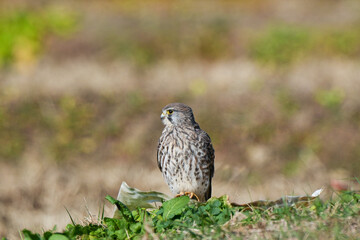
[157,103,215,202]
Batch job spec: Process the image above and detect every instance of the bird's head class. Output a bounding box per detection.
[161,103,196,127]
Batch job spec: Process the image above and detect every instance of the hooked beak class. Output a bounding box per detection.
[160,111,166,120]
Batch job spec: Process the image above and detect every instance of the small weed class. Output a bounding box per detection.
[315,88,345,112]
[315,29,360,57]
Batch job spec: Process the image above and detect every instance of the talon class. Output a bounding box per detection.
[184,192,200,201]
[175,191,200,201]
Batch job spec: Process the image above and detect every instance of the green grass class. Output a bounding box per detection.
[250,25,360,66]
[0,7,78,68]
[18,190,360,239]
[250,25,311,65]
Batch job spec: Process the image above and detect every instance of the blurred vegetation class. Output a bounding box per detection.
[1,3,360,68]
[250,26,311,65]
[315,88,345,113]
[106,22,360,67]
[106,16,233,67]
[250,26,360,65]
[0,93,151,162]
[0,86,359,176]
[0,6,77,69]
[0,1,359,176]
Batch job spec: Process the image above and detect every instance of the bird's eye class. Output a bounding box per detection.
[167,110,173,115]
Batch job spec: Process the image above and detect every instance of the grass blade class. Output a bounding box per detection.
[64,207,76,225]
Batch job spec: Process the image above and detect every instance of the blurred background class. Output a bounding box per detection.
[1,0,360,238]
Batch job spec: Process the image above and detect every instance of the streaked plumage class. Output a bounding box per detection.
[157,103,215,201]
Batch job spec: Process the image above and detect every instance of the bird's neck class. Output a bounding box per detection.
[164,122,197,132]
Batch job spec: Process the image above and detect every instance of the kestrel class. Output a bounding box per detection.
[157,103,215,202]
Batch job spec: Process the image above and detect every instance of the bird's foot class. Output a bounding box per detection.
[185,192,200,201]
[175,191,200,201]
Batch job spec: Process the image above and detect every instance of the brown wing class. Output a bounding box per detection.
[205,140,215,201]
[198,129,215,176]
[205,181,212,201]
[198,128,215,201]
[156,139,163,172]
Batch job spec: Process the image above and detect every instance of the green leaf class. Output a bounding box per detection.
[104,217,126,231]
[106,195,135,223]
[65,224,84,237]
[114,229,127,239]
[129,222,142,233]
[162,196,190,220]
[21,230,41,240]
[43,231,53,240]
[210,207,221,215]
[209,199,221,208]
[49,234,69,240]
